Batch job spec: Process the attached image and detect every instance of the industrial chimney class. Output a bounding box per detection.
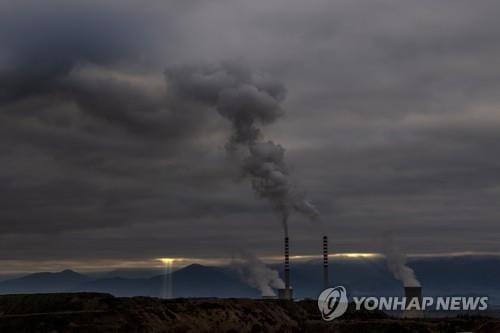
[284,236,290,289]
[278,236,293,299]
[323,235,329,290]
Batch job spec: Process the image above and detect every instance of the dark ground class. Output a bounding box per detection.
[0,293,499,332]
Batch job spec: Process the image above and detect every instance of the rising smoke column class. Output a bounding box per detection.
[232,251,285,296]
[383,234,420,287]
[164,63,319,236]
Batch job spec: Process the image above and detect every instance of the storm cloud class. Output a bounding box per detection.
[1,0,500,271]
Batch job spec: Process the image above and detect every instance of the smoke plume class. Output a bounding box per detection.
[232,251,285,296]
[383,235,420,287]
[164,63,319,236]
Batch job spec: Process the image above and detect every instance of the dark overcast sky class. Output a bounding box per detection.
[1,0,500,271]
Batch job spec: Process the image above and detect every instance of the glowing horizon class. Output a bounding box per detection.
[3,251,500,274]
[158,258,176,265]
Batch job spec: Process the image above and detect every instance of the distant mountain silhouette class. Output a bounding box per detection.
[76,264,258,298]
[1,257,500,302]
[0,269,90,294]
[76,276,151,297]
[89,268,164,279]
[150,264,258,298]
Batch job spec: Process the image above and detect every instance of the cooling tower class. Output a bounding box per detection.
[404,286,424,318]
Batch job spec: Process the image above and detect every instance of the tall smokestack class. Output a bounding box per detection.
[278,236,293,299]
[323,235,329,290]
[284,236,290,289]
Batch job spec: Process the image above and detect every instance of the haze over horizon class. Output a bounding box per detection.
[1,0,500,274]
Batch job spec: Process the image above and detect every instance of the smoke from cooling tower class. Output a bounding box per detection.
[164,63,319,236]
[383,235,420,287]
[232,251,285,296]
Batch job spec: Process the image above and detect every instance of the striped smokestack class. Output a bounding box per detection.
[284,236,290,289]
[323,235,329,290]
[278,236,293,299]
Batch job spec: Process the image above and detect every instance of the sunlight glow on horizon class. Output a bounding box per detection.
[335,253,381,258]
[4,251,500,274]
[158,258,176,265]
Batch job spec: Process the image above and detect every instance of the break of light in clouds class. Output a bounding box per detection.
[5,251,500,275]
[1,0,500,273]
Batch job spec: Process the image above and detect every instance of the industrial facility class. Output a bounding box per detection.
[277,235,330,300]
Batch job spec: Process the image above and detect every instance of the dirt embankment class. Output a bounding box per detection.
[0,293,498,333]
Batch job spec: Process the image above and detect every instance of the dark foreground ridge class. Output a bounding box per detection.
[0,293,499,332]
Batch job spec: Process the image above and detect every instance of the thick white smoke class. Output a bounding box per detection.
[383,235,420,287]
[232,251,285,296]
[165,63,319,236]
